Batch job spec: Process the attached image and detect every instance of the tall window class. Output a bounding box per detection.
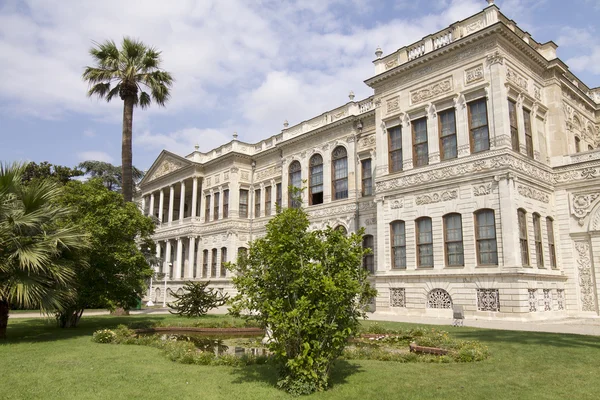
[223,189,229,218]
[265,186,272,216]
[547,217,557,268]
[202,249,208,277]
[276,183,282,213]
[475,209,498,265]
[361,158,373,196]
[238,247,248,262]
[309,154,324,205]
[523,108,534,158]
[332,146,348,200]
[438,109,457,160]
[412,118,429,167]
[288,161,302,208]
[575,136,581,153]
[213,192,220,221]
[444,213,464,266]
[508,99,520,152]
[533,213,544,267]
[416,217,433,267]
[518,208,530,266]
[388,126,403,172]
[254,189,261,217]
[468,98,489,153]
[204,194,211,222]
[362,235,374,273]
[589,145,594,151]
[239,189,248,218]
[391,221,406,269]
[211,248,217,277]
[220,247,227,277]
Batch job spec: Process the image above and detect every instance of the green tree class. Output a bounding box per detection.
[82,37,173,202]
[55,178,155,327]
[0,163,88,339]
[78,160,144,192]
[228,201,377,395]
[168,281,229,317]
[22,161,83,184]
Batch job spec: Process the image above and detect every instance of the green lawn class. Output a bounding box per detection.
[1,315,599,400]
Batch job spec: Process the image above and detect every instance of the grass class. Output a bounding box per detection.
[1,315,600,400]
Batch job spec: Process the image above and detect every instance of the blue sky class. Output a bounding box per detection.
[1,0,599,171]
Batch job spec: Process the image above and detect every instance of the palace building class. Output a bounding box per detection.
[139,1,600,320]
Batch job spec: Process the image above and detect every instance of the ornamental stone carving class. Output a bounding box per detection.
[385,59,398,70]
[477,289,500,312]
[506,67,528,91]
[241,171,250,181]
[473,183,492,196]
[415,190,458,205]
[465,65,484,85]
[256,165,282,181]
[427,289,452,309]
[410,78,453,104]
[517,185,550,204]
[465,19,484,34]
[387,96,400,114]
[534,86,541,101]
[390,199,404,209]
[365,218,377,225]
[571,193,600,226]
[574,241,596,312]
[486,50,504,66]
[358,135,376,149]
[147,159,185,182]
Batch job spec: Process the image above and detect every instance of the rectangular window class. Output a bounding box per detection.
[438,109,457,160]
[254,189,261,218]
[388,126,403,172]
[468,98,490,153]
[239,190,248,218]
[416,218,433,267]
[547,218,557,268]
[213,192,220,221]
[204,195,211,222]
[518,209,530,266]
[412,118,429,167]
[220,248,227,277]
[475,210,498,265]
[223,190,229,219]
[361,158,373,197]
[211,248,217,277]
[202,249,208,277]
[391,221,406,269]
[523,108,534,158]
[276,183,282,213]
[508,99,520,152]
[444,214,464,266]
[362,235,374,273]
[390,288,406,307]
[533,214,544,267]
[265,186,272,216]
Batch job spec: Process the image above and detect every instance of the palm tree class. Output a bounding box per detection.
[82,37,173,202]
[0,163,88,339]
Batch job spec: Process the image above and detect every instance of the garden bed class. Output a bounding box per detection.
[134,327,264,335]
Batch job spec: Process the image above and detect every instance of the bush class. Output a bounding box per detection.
[168,281,228,317]
[92,329,116,344]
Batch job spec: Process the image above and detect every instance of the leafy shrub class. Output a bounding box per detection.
[168,281,228,317]
[92,329,116,343]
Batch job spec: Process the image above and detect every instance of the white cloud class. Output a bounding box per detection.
[556,26,594,48]
[135,127,232,158]
[77,151,114,163]
[83,129,96,138]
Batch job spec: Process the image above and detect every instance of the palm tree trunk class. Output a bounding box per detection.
[122,96,135,202]
[0,299,9,339]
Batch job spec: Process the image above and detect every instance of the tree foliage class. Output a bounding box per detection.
[78,160,144,192]
[54,178,155,327]
[168,281,229,318]
[82,37,173,202]
[0,163,88,339]
[228,202,377,395]
[22,161,83,184]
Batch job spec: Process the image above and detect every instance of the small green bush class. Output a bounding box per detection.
[92,329,116,344]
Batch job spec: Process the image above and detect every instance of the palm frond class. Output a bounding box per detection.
[139,91,151,109]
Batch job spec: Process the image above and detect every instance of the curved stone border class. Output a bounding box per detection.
[134,327,264,334]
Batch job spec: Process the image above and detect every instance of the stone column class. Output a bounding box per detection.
[346,136,358,198]
[158,189,164,223]
[141,196,146,215]
[281,161,289,208]
[155,240,162,273]
[497,174,520,269]
[179,180,186,222]
[175,238,183,279]
[188,236,196,279]
[426,105,440,164]
[375,196,387,272]
[401,114,413,171]
[164,240,172,277]
[454,94,470,158]
[208,189,214,221]
[168,185,175,224]
[191,177,198,218]
[149,193,155,219]
[259,183,265,218]
[516,94,528,156]
[530,103,541,160]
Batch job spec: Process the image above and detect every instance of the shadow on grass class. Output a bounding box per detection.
[230,359,364,392]
[450,328,600,350]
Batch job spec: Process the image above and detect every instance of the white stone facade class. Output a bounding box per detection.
[140,3,600,320]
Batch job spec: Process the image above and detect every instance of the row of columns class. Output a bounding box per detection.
[154,237,231,280]
[141,177,200,224]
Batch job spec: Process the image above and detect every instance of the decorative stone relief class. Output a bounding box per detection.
[410,78,453,104]
[543,289,552,311]
[390,199,404,209]
[390,288,406,307]
[358,135,376,150]
[307,202,375,219]
[241,171,250,181]
[571,193,600,226]
[465,19,484,33]
[365,218,377,225]
[385,59,398,70]
[506,67,528,91]
[147,158,185,181]
[214,175,220,184]
[473,183,492,196]
[574,241,596,312]
[332,110,346,121]
[528,289,537,312]
[465,64,484,84]
[386,96,400,114]
[427,289,452,309]
[534,86,541,101]
[486,50,504,66]
[256,165,282,181]
[415,190,458,205]
[517,184,550,204]
[555,166,600,183]
[224,171,229,180]
[230,167,239,174]
[206,177,212,186]
[557,289,565,311]
[477,289,500,312]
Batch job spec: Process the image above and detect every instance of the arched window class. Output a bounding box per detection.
[332,146,348,200]
[427,289,452,309]
[546,217,557,268]
[288,161,302,208]
[416,217,433,267]
[474,209,498,265]
[362,235,374,273]
[533,213,544,268]
[155,287,161,302]
[588,145,594,151]
[518,208,530,266]
[309,154,324,205]
[390,221,406,269]
[443,213,464,266]
[237,247,248,262]
[220,247,227,277]
[575,136,581,153]
[176,288,184,296]
[334,225,348,235]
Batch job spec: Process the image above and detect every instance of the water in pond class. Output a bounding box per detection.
[140,332,270,357]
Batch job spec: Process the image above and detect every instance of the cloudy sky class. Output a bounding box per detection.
[1,0,599,170]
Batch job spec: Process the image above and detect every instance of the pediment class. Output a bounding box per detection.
[142,151,192,184]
